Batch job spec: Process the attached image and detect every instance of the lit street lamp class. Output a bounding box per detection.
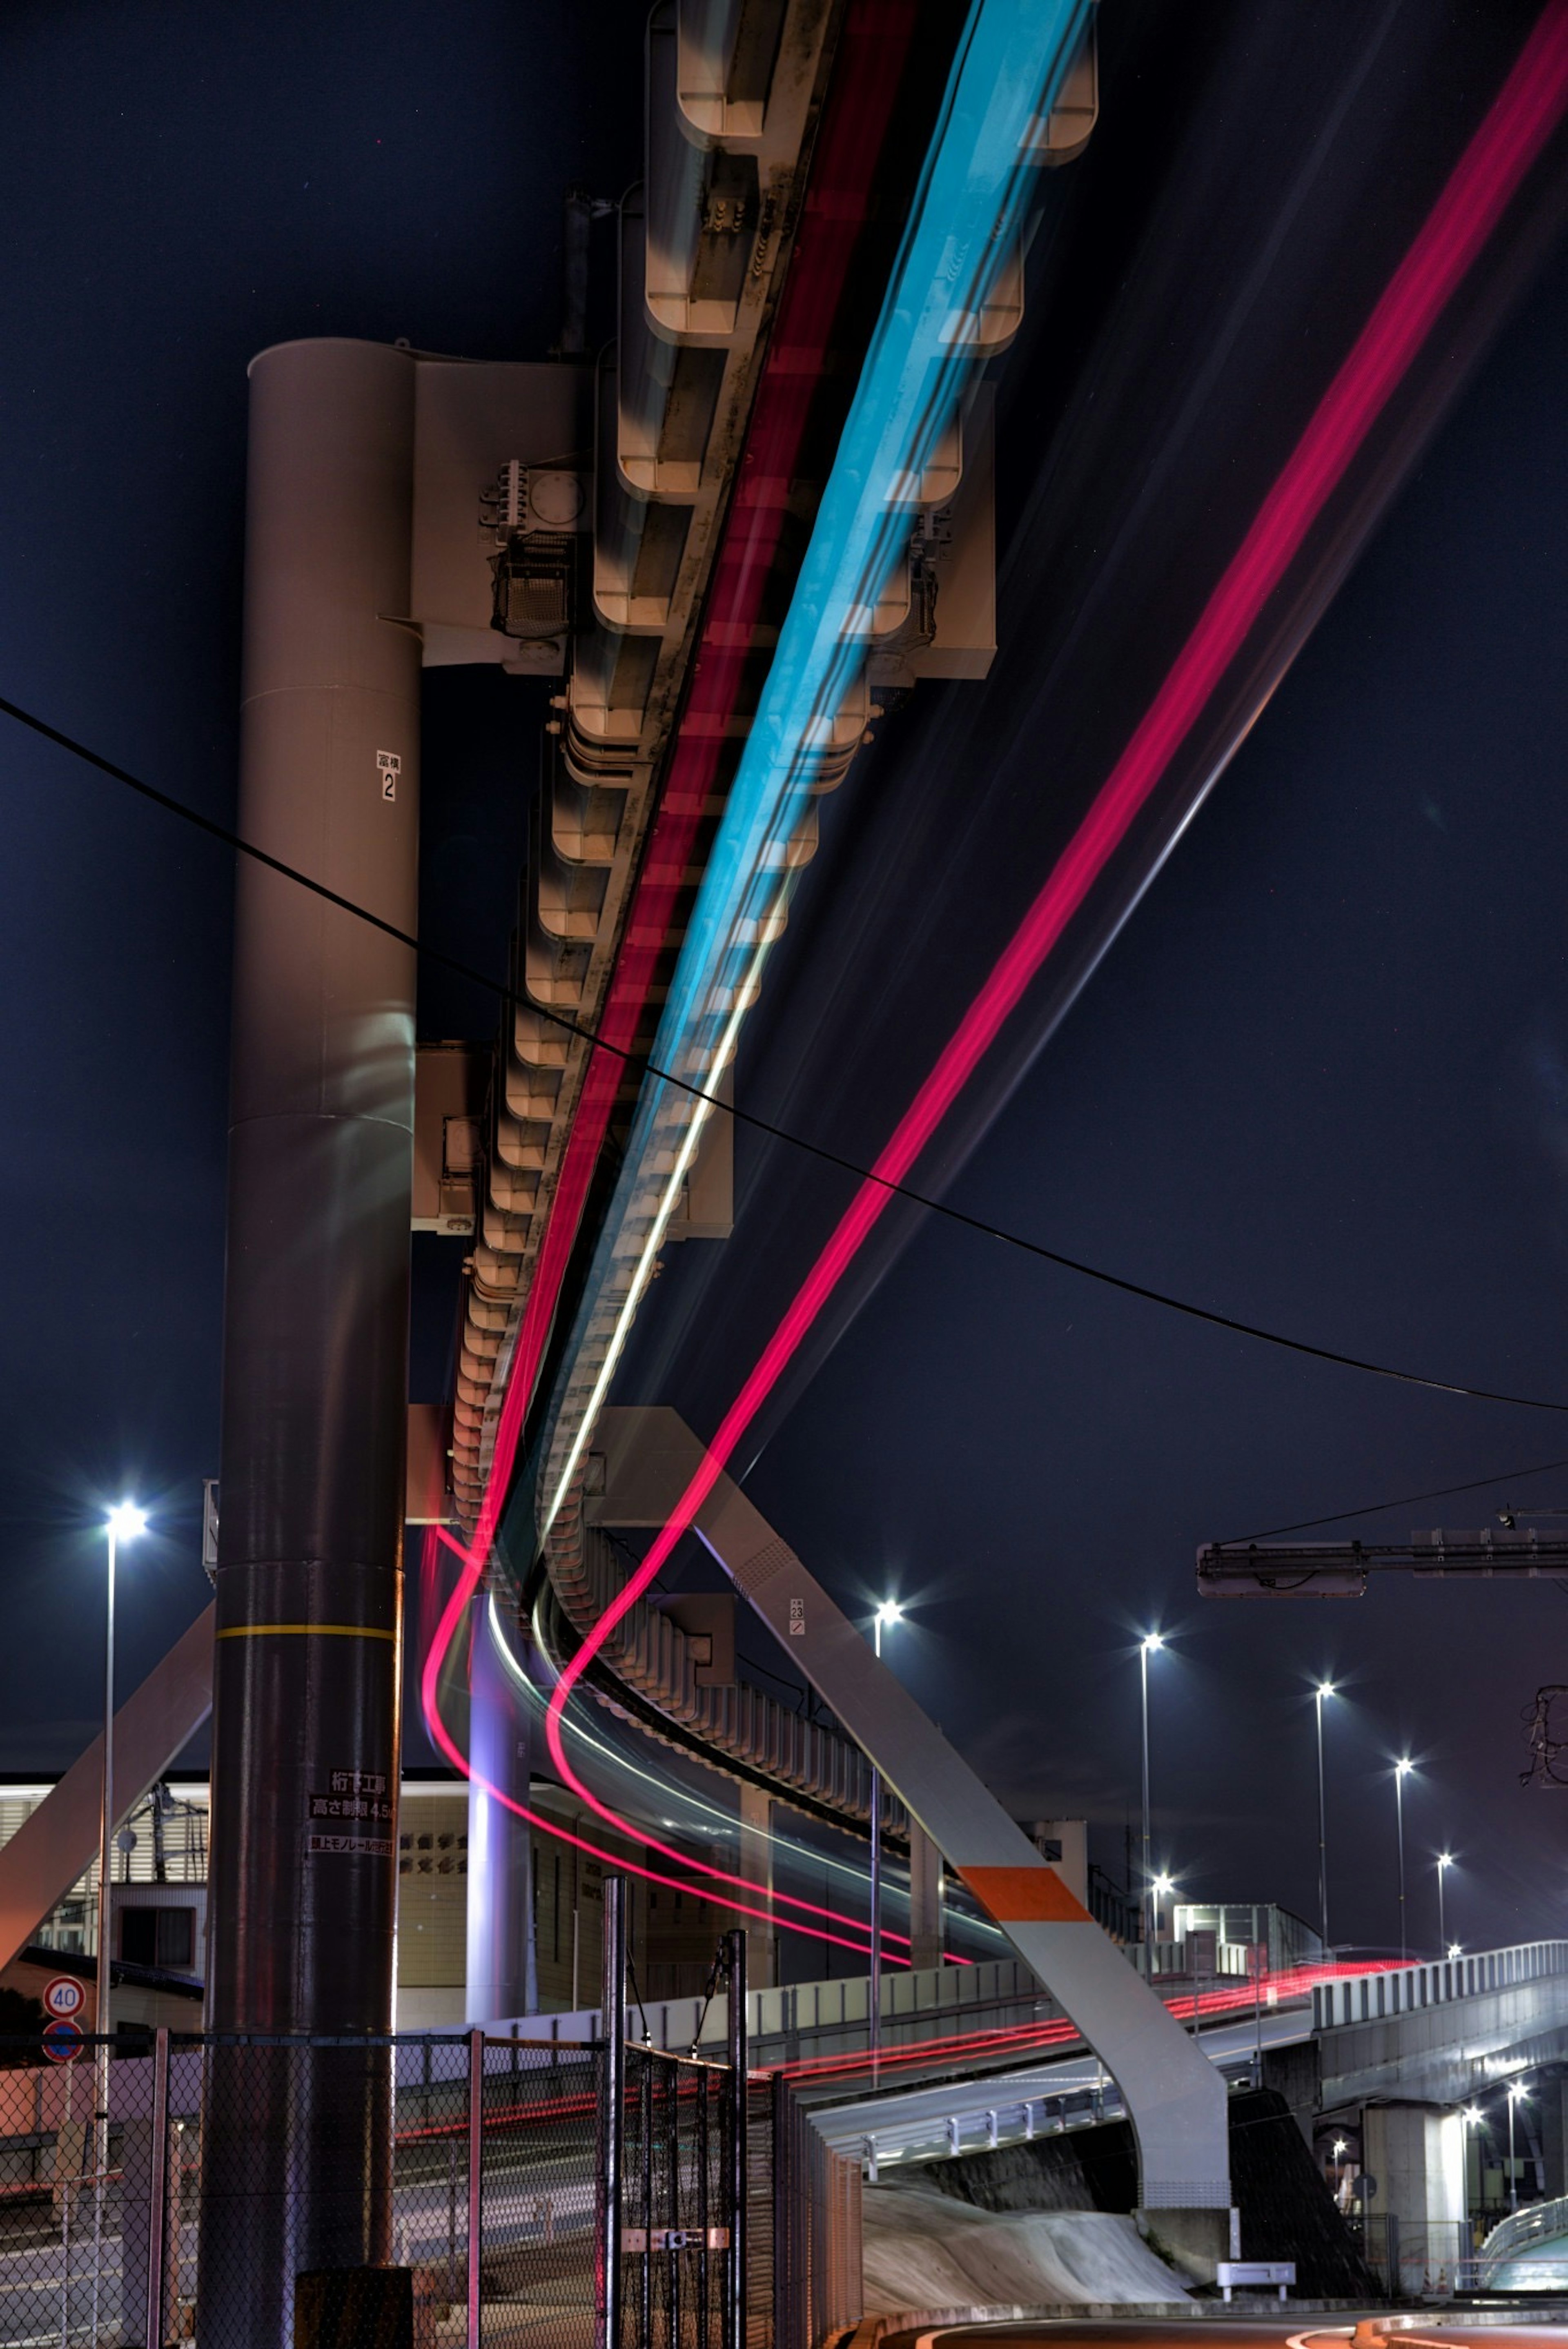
[1394,1758,1414,1963]
[1139,1634,1165,1964]
[1508,2080,1530,2215]
[1436,1850,1454,1955]
[1151,1870,1175,1947]
[98,1503,147,2045]
[868,1600,904,2066]
[94,1502,145,2342]
[1314,1681,1336,1951]
[1463,2106,1483,2229]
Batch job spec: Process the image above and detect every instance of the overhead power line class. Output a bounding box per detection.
[7,687,1568,1418]
[1229,1452,1568,1545]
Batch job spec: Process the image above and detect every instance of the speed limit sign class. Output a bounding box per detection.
[42,1977,85,2021]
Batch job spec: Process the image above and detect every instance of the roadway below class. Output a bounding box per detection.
[804,2007,1312,2170]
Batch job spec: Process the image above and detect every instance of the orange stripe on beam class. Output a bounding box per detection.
[959,1866,1094,1925]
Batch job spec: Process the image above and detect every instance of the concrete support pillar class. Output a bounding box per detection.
[909,1821,944,1973]
[1362,2101,1466,2289]
[1361,2103,1466,2230]
[737,1780,775,1988]
[466,1596,537,2022]
[200,338,419,2349]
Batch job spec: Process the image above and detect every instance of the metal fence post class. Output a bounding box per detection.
[466,2026,483,2349]
[726,1928,748,2349]
[599,1876,627,2349]
[146,2027,170,2349]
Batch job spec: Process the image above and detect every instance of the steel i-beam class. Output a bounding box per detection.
[588,1407,1231,2216]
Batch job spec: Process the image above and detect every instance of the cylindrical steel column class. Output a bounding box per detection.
[200,338,420,2347]
[466,1596,536,2023]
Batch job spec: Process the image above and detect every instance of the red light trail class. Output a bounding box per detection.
[541,0,1568,1830]
[430,0,1568,1948]
[420,0,970,1958]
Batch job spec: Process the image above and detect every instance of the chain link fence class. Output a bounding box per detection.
[0,2028,780,2349]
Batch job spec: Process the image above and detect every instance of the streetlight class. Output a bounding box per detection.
[94,1502,145,2344]
[1314,1681,1336,1952]
[1332,2136,1348,2204]
[868,1601,904,2066]
[1151,1870,1175,1944]
[1436,1851,1454,1955]
[1139,1634,1165,1965]
[1394,1758,1414,1963]
[1463,2106,1483,2231]
[98,1503,147,2044]
[1504,2086,1532,2208]
[1448,1942,1463,1962]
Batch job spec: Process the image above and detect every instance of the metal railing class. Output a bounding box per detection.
[509,1954,1055,2063]
[1312,1941,1568,2031]
[1473,2193,1568,2287]
[860,2077,1122,2181]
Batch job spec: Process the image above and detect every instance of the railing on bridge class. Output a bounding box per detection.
[512,1955,1058,2068]
[1312,1940,1568,2031]
[1352,2204,1568,2301]
[512,1941,1330,2075]
[1471,2191,1568,2289]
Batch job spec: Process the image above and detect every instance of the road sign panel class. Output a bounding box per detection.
[42,1977,85,2020]
[42,2018,83,2064]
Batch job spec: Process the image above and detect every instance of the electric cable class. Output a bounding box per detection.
[1226,1452,1568,1545]
[538,0,1568,1868]
[6,685,1568,1419]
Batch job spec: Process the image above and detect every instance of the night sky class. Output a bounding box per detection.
[2,2,1566,1964]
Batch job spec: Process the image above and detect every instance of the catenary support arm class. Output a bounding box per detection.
[588,1407,1230,2213]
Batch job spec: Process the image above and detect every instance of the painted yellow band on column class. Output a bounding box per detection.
[215,1623,397,1642]
[959,1864,1094,1926]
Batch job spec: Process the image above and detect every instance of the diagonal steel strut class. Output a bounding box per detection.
[588,1407,1230,2213]
[0,1605,215,1973]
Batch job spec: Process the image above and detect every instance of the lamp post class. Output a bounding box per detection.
[98,1503,147,2046]
[1152,1871,1175,1988]
[93,1501,145,2348]
[1508,2081,1530,2215]
[1436,1851,1454,1956]
[1314,1681,1336,1951]
[868,1600,903,2067]
[1394,1758,1414,1963]
[1463,2106,1482,2232]
[1139,1634,1165,1966]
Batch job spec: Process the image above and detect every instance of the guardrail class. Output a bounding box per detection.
[1311,1941,1568,2031]
[859,2077,1124,2181]
[1474,2190,1568,2285]
[508,1955,1056,2062]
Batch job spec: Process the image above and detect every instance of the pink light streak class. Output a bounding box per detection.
[431,0,1568,1952]
[419,1527,913,1957]
[542,0,1568,1827]
[419,0,955,1955]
